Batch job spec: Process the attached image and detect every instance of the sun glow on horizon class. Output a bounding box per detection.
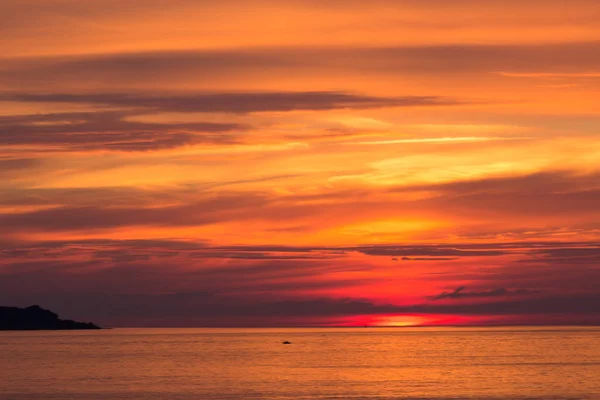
[352,315,435,327]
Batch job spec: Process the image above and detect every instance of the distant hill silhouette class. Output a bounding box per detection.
[0,305,101,330]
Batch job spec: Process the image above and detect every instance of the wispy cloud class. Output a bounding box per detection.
[429,286,539,301]
[347,137,531,145]
[498,71,600,78]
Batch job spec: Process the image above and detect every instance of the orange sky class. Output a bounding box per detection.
[1,0,599,327]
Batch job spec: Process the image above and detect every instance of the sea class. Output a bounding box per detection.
[1,327,599,400]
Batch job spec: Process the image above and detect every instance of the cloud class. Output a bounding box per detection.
[0,158,41,179]
[1,170,599,234]
[0,158,40,170]
[3,92,452,113]
[2,42,600,91]
[515,246,600,266]
[415,294,600,317]
[3,289,599,327]
[356,246,508,257]
[257,293,600,319]
[0,193,269,231]
[348,137,529,145]
[0,111,243,151]
[531,247,600,258]
[188,251,340,260]
[0,91,458,152]
[498,71,600,78]
[393,170,600,195]
[394,170,600,220]
[430,286,539,300]
[1,237,599,325]
[0,250,372,323]
[3,238,598,260]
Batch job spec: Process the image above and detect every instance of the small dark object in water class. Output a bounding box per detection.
[282,341,292,344]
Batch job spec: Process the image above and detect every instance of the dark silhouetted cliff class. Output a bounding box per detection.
[0,305,101,330]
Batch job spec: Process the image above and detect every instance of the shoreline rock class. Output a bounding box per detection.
[0,305,101,330]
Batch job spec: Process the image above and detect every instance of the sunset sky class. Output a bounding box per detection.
[1,0,599,327]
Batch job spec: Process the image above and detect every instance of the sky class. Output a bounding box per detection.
[1,0,599,327]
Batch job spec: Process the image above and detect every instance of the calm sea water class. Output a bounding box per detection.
[1,327,599,400]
